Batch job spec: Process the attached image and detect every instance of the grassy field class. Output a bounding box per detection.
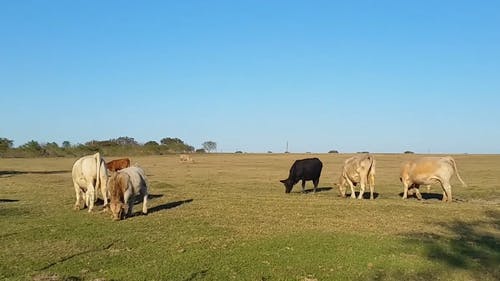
[0,153,499,281]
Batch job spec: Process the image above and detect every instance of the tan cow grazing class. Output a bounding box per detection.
[179,154,194,163]
[106,158,131,172]
[400,156,466,203]
[107,166,148,221]
[338,154,376,199]
[72,152,108,212]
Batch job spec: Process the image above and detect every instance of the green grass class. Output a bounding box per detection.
[0,154,499,280]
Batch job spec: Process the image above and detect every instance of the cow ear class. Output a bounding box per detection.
[280,179,286,184]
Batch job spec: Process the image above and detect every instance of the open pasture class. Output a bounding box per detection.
[0,153,499,280]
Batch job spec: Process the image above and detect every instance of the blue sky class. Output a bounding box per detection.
[1,0,499,153]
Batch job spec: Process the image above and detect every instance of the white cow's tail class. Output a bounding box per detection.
[94,152,101,192]
[367,155,376,186]
[449,157,467,187]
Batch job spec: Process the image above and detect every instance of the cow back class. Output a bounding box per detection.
[289,158,323,182]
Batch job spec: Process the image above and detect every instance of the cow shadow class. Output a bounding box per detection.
[131,194,163,205]
[398,192,443,200]
[345,192,380,199]
[303,187,333,194]
[148,199,194,214]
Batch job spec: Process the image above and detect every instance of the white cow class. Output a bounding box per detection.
[72,152,108,212]
[400,156,466,202]
[338,154,376,199]
[107,166,149,221]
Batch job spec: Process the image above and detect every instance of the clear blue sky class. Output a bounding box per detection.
[1,1,499,153]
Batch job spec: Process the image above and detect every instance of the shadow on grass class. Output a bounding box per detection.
[130,194,163,205]
[149,199,194,214]
[183,269,209,281]
[0,199,19,203]
[344,192,380,199]
[0,170,71,178]
[302,186,333,193]
[360,210,500,281]
[398,192,443,201]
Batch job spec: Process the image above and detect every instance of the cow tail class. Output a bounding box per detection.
[95,152,101,191]
[450,158,467,187]
[367,155,376,186]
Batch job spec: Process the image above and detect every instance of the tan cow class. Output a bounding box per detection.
[338,154,376,199]
[179,154,194,163]
[106,158,131,172]
[400,156,466,202]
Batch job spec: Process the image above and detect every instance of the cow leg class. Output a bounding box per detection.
[141,190,148,215]
[346,179,356,199]
[73,183,82,210]
[312,178,319,193]
[301,180,306,193]
[86,183,95,212]
[358,177,366,199]
[414,184,423,200]
[442,182,452,203]
[402,181,409,200]
[124,191,133,217]
[369,182,375,200]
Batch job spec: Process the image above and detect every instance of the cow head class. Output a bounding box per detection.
[337,177,347,198]
[280,179,294,193]
[109,201,127,221]
[107,172,127,221]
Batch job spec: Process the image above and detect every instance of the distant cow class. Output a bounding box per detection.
[106,158,131,172]
[400,156,466,202]
[107,166,149,220]
[280,158,323,193]
[72,152,108,212]
[338,154,376,199]
[179,154,194,163]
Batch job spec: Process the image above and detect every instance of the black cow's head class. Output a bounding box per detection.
[280,179,294,193]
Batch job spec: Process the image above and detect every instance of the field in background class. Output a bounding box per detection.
[0,153,499,281]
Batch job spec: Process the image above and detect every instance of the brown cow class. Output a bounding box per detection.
[337,154,376,199]
[106,158,131,172]
[107,166,148,221]
[400,156,466,202]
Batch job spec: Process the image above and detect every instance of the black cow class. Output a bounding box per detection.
[280,158,323,193]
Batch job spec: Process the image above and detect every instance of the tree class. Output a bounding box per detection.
[115,136,138,146]
[160,137,184,146]
[202,141,217,153]
[160,137,193,152]
[144,141,159,146]
[0,137,14,152]
[328,150,339,154]
[62,141,71,149]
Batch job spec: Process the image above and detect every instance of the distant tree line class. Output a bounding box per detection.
[0,137,217,158]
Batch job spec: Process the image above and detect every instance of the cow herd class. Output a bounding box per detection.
[71,152,147,220]
[280,154,466,203]
[71,152,466,221]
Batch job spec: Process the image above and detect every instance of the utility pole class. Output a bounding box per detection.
[285,141,289,153]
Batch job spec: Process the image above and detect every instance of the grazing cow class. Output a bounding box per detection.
[106,158,131,172]
[72,152,108,212]
[179,154,194,163]
[338,154,376,199]
[107,166,149,220]
[280,158,323,193]
[400,156,466,202]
